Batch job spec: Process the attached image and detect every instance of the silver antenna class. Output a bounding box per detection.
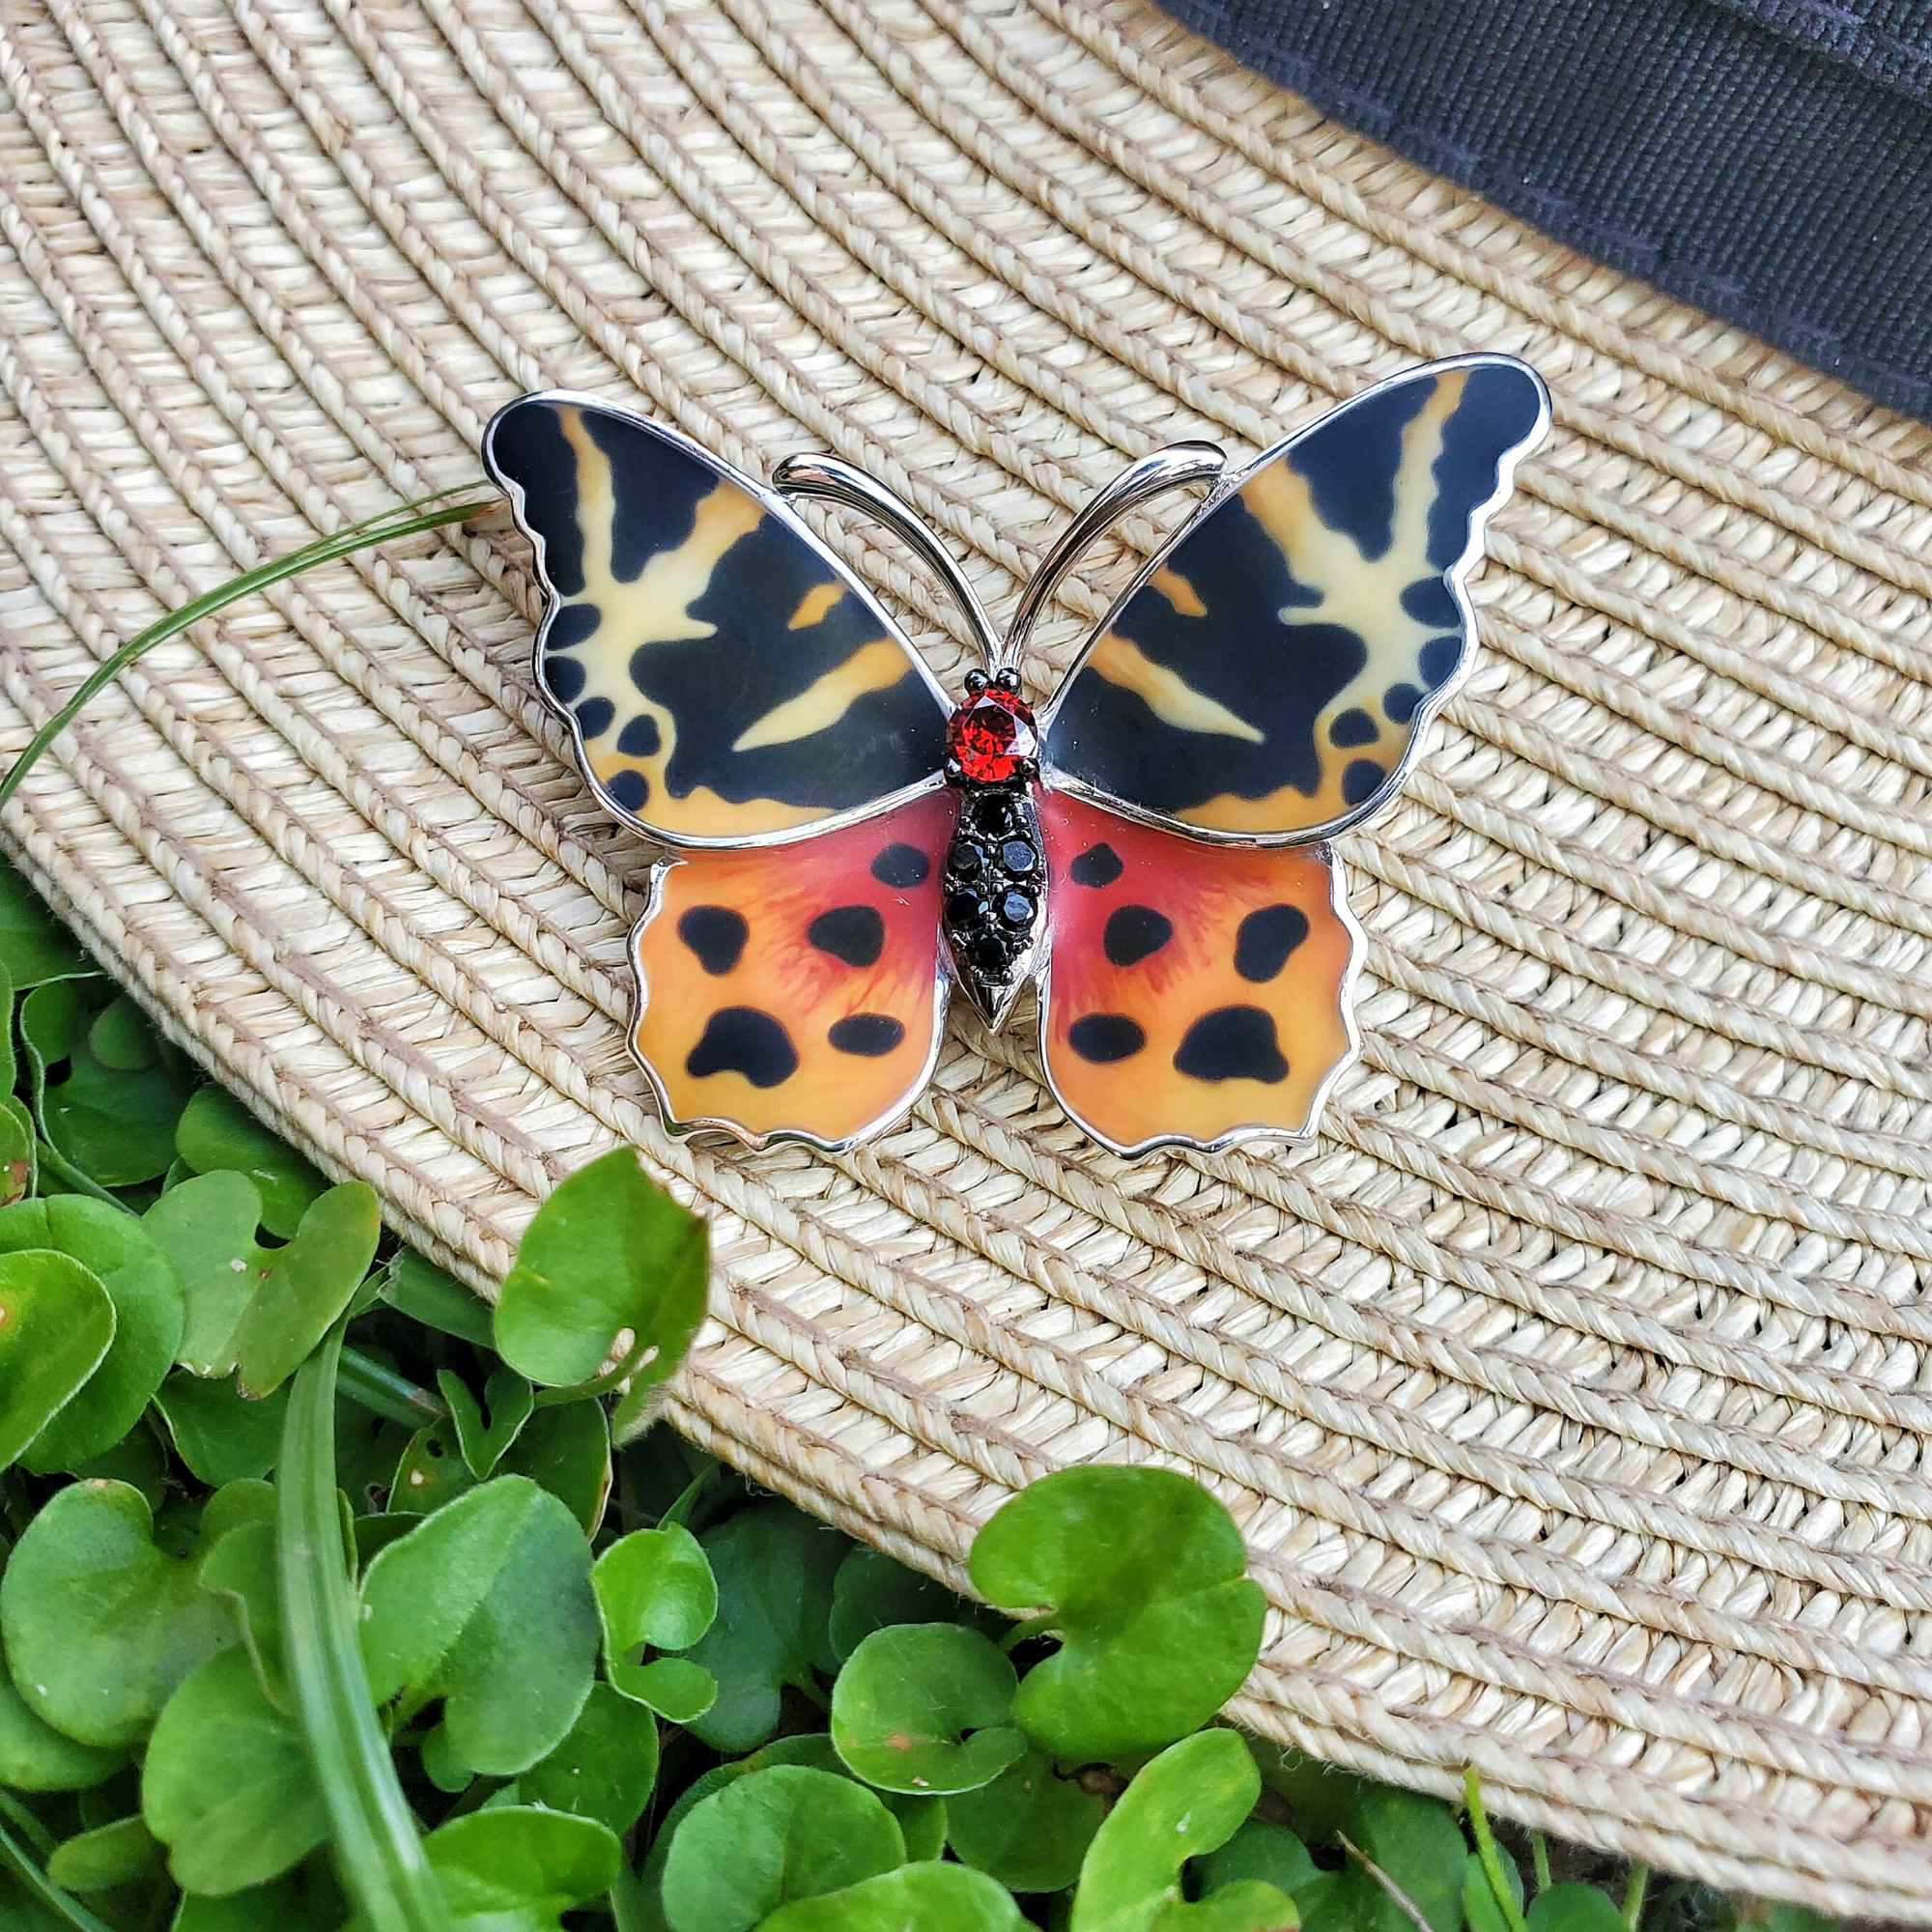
[1002,442,1226,672]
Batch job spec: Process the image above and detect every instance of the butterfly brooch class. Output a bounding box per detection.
[484,355,1548,1155]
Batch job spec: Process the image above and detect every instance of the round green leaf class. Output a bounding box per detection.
[662,1765,904,1932]
[970,1468,1265,1764]
[0,1200,185,1473]
[232,1181,381,1399]
[153,1371,289,1487]
[1526,1889,1630,1932]
[45,1815,160,1892]
[422,1805,620,1932]
[358,1474,600,1776]
[171,1865,348,1932]
[596,1522,718,1654]
[143,1171,267,1377]
[198,1520,285,1713]
[389,1416,478,1516]
[520,1681,659,1834]
[141,1647,327,1896]
[495,1147,707,1388]
[1069,1730,1265,1932]
[758,1862,1025,1932]
[1329,1785,1466,1932]
[34,992,195,1187]
[0,1677,126,1791]
[174,1087,326,1240]
[440,1365,534,1479]
[0,1479,263,1747]
[0,856,93,986]
[0,1249,113,1470]
[948,1744,1106,1894]
[498,1397,611,1536]
[613,1655,716,1723]
[1194,1822,1319,1905]
[829,1548,975,1663]
[831,1624,1023,1796]
[71,1423,169,1509]
[682,1504,847,1752]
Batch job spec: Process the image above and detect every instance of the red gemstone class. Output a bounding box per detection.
[947,686,1037,784]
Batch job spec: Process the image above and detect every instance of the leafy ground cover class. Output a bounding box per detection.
[0,856,1842,1932]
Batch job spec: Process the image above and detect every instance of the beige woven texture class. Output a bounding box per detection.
[4,0,1932,1908]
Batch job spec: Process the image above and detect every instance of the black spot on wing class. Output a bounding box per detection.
[869,843,930,889]
[1400,577,1459,629]
[1418,636,1463,690]
[1068,843,1123,888]
[829,1014,906,1056]
[1287,373,1434,561]
[576,697,615,739]
[1383,682,1423,724]
[677,906,748,977]
[544,652,586,704]
[1174,1007,1288,1083]
[1425,361,1547,572]
[1235,905,1310,982]
[1067,1014,1146,1063]
[1103,905,1174,967]
[1342,760,1384,808]
[549,602,603,651]
[807,905,885,968]
[686,1008,798,1088]
[1328,708,1378,748]
[617,715,662,756]
[606,769,650,812]
[486,400,586,598]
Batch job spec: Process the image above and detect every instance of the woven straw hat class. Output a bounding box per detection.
[6,0,1932,1912]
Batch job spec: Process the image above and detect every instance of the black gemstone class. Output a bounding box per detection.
[1102,904,1173,967]
[870,843,930,888]
[999,839,1037,876]
[807,904,886,968]
[945,888,989,930]
[1066,1013,1146,1063]
[1068,843,1123,889]
[1173,1006,1288,1084]
[676,905,749,977]
[948,840,990,880]
[1234,904,1309,982]
[685,1007,799,1088]
[999,889,1036,928]
[972,794,1022,837]
[969,933,1011,975]
[829,1013,906,1057]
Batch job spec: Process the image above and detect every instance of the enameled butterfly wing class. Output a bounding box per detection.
[485,357,1549,1153]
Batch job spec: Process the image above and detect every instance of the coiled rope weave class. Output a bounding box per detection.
[3,0,1931,1910]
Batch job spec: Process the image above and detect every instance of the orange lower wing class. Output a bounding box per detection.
[1037,788,1359,1153]
[632,791,956,1148]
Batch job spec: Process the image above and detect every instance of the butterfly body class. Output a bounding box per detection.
[485,356,1548,1153]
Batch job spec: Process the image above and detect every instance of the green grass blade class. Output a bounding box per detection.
[0,491,491,816]
[0,1819,118,1932]
[279,1321,453,1932]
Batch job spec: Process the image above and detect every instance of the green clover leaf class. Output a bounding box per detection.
[0,1678,126,1792]
[1069,1730,1293,1932]
[947,1745,1107,1894]
[357,1474,599,1776]
[141,1647,328,1896]
[420,1806,620,1932]
[830,1624,1024,1796]
[0,1249,113,1471]
[0,1477,272,1747]
[174,1086,326,1239]
[0,1198,185,1473]
[494,1147,707,1418]
[44,1815,161,1893]
[519,1681,660,1834]
[661,1765,904,1932]
[969,1467,1265,1764]
[760,1863,1025,1932]
[594,1522,719,1722]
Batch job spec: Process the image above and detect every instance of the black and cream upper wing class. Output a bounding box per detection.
[1038,356,1549,841]
[485,395,951,847]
